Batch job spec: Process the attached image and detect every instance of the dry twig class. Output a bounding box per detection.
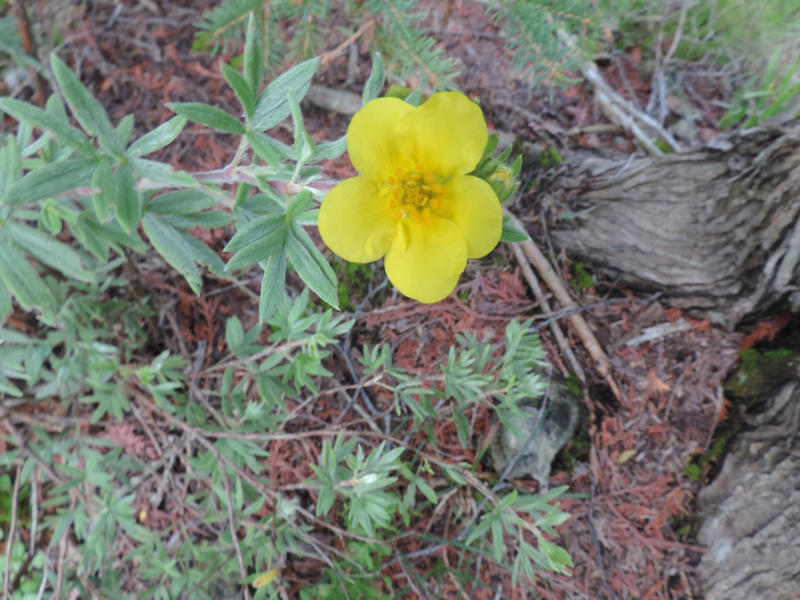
[504,211,623,404]
[554,29,682,156]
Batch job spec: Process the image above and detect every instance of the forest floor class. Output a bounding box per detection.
[4,1,790,598]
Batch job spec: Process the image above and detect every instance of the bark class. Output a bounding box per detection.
[529,121,800,597]
[544,121,800,326]
[696,380,800,599]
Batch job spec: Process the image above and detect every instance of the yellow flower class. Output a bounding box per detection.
[318,91,502,303]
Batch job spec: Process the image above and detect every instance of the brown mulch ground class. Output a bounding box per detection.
[1,1,770,598]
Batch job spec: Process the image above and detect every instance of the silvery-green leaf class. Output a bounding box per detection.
[142,213,202,294]
[167,102,245,134]
[362,51,385,105]
[114,163,140,232]
[127,116,187,157]
[220,62,254,117]
[50,54,122,153]
[129,158,197,188]
[0,238,55,315]
[286,222,338,308]
[259,251,286,322]
[6,222,93,283]
[0,98,95,154]
[252,58,319,131]
[2,158,96,205]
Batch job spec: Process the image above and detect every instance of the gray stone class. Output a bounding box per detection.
[489,378,578,488]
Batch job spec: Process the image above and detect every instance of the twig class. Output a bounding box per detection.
[11,0,47,104]
[320,19,375,67]
[554,28,683,155]
[54,507,69,599]
[504,211,623,405]
[663,1,689,65]
[510,242,586,383]
[139,391,391,550]
[221,466,251,600]
[192,339,308,375]
[0,419,82,500]
[3,464,21,600]
[29,468,38,556]
[587,482,620,600]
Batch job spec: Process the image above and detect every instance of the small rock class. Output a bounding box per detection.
[489,377,578,488]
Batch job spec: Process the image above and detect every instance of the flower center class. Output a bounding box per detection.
[385,164,445,224]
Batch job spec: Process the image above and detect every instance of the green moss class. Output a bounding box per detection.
[569,262,595,291]
[536,146,563,167]
[553,386,590,475]
[332,257,376,311]
[724,347,800,405]
[683,462,702,481]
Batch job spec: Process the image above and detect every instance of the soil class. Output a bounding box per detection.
[3,1,787,598]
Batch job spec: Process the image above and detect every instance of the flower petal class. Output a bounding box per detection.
[401,92,488,178]
[318,177,395,263]
[384,218,467,303]
[347,97,413,179]
[441,175,502,258]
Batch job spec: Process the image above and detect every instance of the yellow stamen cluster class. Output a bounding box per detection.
[386,163,445,224]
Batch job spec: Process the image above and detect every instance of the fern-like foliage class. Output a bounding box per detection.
[283,0,333,61]
[192,0,610,90]
[487,0,607,87]
[364,0,461,89]
[193,0,263,54]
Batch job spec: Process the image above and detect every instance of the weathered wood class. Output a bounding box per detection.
[545,121,800,325]
[696,380,800,599]
[531,121,800,597]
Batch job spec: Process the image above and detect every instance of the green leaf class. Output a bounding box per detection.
[259,251,286,322]
[127,116,187,157]
[286,222,338,308]
[224,213,285,253]
[500,219,530,242]
[179,232,225,276]
[0,98,95,154]
[225,220,288,271]
[252,57,319,131]
[538,538,573,572]
[0,239,55,315]
[82,217,147,254]
[167,102,245,134]
[114,163,141,232]
[363,51,385,105]
[312,136,346,161]
[0,135,22,196]
[416,478,437,504]
[453,408,470,447]
[129,158,197,188]
[147,189,218,215]
[0,280,11,323]
[50,54,121,153]
[287,90,315,162]
[404,89,422,107]
[116,114,135,147]
[40,199,62,234]
[220,62,254,117]
[91,161,114,221]
[244,12,264,96]
[225,315,245,350]
[6,222,93,283]
[247,131,279,167]
[159,210,233,230]
[142,213,202,294]
[2,158,96,206]
[286,190,312,219]
[491,519,504,561]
